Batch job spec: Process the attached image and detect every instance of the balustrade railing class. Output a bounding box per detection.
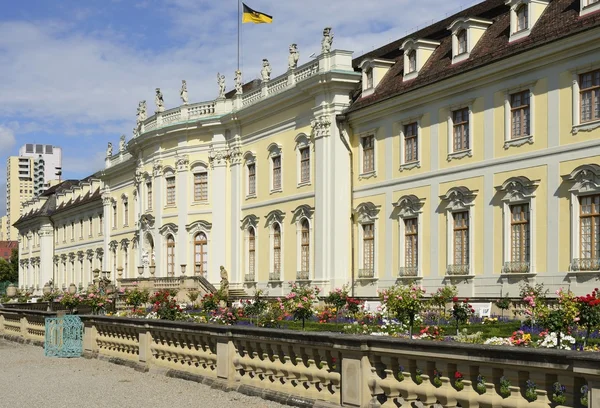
[570,258,600,271]
[358,268,375,278]
[268,272,281,281]
[502,261,530,274]
[398,266,418,277]
[244,274,255,282]
[1,309,600,408]
[296,270,310,280]
[446,264,470,276]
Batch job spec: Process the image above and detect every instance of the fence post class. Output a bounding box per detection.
[341,344,372,407]
[83,321,98,354]
[216,331,236,385]
[138,326,152,369]
[20,314,28,340]
[0,313,4,334]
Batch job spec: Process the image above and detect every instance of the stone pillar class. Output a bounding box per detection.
[229,139,242,285]
[39,224,54,287]
[153,161,164,277]
[176,153,189,277]
[216,335,236,384]
[208,135,228,284]
[341,352,372,407]
[102,194,112,272]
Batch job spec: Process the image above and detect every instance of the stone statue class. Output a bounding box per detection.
[141,249,149,267]
[136,100,147,126]
[288,43,299,70]
[180,80,188,105]
[261,59,272,81]
[217,73,226,99]
[219,265,229,297]
[106,142,113,158]
[155,88,165,113]
[321,27,333,54]
[151,249,155,265]
[234,70,243,95]
[133,127,139,139]
[119,134,126,153]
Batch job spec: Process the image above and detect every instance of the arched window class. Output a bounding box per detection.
[273,224,281,278]
[300,220,310,276]
[167,235,175,277]
[457,29,467,54]
[194,232,207,276]
[248,227,256,279]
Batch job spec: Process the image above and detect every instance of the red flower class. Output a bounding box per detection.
[454,371,463,379]
[452,297,459,302]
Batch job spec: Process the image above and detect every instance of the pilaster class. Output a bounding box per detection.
[176,153,189,275]
[208,134,228,284]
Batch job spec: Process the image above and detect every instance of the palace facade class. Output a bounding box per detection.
[15,0,600,298]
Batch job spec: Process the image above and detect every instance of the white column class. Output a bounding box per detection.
[153,165,164,276]
[229,145,242,284]
[102,195,112,271]
[39,223,54,287]
[176,155,189,276]
[210,133,228,284]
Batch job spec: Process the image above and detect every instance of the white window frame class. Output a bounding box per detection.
[440,187,478,276]
[447,103,474,161]
[266,210,285,281]
[241,215,259,281]
[295,133,312,187]
[358,130,377,179]
[121,194,129,227]
[267,143,283,193]
[191,162,210,204]
[580,0,600,17]
[244,151,257,199]
[393,195,425,277]
[401,38,440,81]
[355,202,381,279]
[564,164,600,272]
[292,205,314,281]
[399,117,422,171]
[504,84,535,149]
[496,176,539,274]
[164,167,176,208]
[145,176,153,212]
[572,66,600,135]
[506,0,549,42]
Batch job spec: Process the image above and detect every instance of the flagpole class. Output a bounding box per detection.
[237,0,241,70]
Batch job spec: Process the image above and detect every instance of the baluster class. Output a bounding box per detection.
[379,355,401,408]
[414,360,437,407]
[454,363,478,408]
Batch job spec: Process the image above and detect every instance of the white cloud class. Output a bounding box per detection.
[0,126,16,151]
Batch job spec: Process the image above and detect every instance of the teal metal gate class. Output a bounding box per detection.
[44,315,83,358]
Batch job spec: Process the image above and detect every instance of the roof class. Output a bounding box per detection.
[346,0,600,113]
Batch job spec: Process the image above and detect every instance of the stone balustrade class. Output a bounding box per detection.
[0,309,56,344]
[1,309,600,407]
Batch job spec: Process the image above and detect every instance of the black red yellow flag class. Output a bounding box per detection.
[242,3,273,24]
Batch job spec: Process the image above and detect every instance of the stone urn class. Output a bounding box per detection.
[117,266,124,279]
[6,284,17,298]
[93,269,100,280]
[137,266,144,277]
[43,283,52,296]
[149,265,156,277]
[87,283,96,293]
[68,283,77,294]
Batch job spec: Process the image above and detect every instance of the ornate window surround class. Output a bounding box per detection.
[163,166,176,208]
[447,101,475,161]
[440,187,478,276]
[562,164,600,272]
[447,17,492,64]
[358,58,395,97]
[241,215,260,281]
[506,0,549,43]
[401,38,440,81]
[294,133,312,187]
[399,116,423,171]
[393,194,425,278]
[190,160,210,205]
[266,210,286,282]
[267,143,283,194]
[121,193,129,227]
[243,151,257,199]
[503,82,536,149]
[355,202,381,280]
[358,129,378,180]
[571,63,600,135]
[496,176,540,274]
[291,205,314,280]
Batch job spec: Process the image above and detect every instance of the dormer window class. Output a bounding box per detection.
[506,0,549,42]
[401,38,440,81]
[448,17,492,64]
[517,5,528,31]
[581,0,600,16]
[358,58,394,97]
[457,30,467,54]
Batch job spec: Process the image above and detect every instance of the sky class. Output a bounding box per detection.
[0,0,477,216]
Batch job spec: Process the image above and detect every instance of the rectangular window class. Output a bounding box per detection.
[408,51,416,73]
[580,195,600,260]
[112,204,117,229]
[248,230,255,276]
[272,156,281,191]
[147,182,153,211]
[89,217,93,237]
[123,201,128,226]
[248,163,256,196]
[405,218,418,268]
[301,223,310,273]
[362,135,375,173]
[580,70,600,123]
[166,176,176,205]
[99,214,103,235]
[273,227,281,275]
[194,172,208,201]
[366,68,374,89]
[453,211,469,266]
[71,222,75,240]
[516,5,528,31]
[452,108,469,152]
[63,225,66,242]
[457,30,467,54]
[363,223,374,272]
[404,122,418,163]
[79,220,84,239]
[300,147,310,183]
[510,204,530,262]
[511,91,530,138]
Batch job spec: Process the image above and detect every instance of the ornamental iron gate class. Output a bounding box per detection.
[44,315,83,358]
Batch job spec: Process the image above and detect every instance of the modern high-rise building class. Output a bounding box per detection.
[0,215,7,241]
[5,144,62,240]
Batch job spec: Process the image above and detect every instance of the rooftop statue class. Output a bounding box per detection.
[288,43,299,70]
[136,100,147,126]
[261,59,272,81]
[155,88,165,113]
[119,134,126,153]
[180,80,188,105]
[321,27,333,54]
[234,70,243,95]
[217,73,226,99]
[106,142,113,158]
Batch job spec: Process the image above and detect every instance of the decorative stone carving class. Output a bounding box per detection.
[217,73,226,99]
[133,127,139,139]
[86,249,94,261]
[180,80,188,105]
[139,214,155,230]
[119,134,126,153]
[240,214,260,230]
[106,142,113,158]
[291,204,315,223]
[120,239,129,250]
[266,209,286,227]
[155,88,165,113]
[185,220,212,234]
[393,194,425,218]
[354,202,381,224]
[136,100,147,126]
[142,249,149,267]
[563,164,600,194]
[176,155,189,172]
[321,27,334,54]
[95,248,104,259]
[152,160,163,177]
[440,186,478,211]
[134,167,143,187]
[261,59,272,81]
[159,222,178,237]
[234,70,243,95]
[311,116,331,139]
[228,145,242,165]
[108,240,118,251]
[496,176,540,203]
[77,251,85,262]
[208,146,229,169]
[220,266,229,298]
[288,43,299,70]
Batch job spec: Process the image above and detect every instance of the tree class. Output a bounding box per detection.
[0,249,19,283]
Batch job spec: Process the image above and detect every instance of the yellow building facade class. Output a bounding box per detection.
[15,0,600,298]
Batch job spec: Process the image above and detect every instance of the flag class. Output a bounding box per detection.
[242,3,273,24]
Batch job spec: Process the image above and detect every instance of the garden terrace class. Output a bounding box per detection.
[1,308,600,407]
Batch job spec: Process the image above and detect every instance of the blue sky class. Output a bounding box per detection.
[0,0,474,216]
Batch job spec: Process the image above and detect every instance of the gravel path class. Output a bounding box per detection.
[0,339,286,408]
